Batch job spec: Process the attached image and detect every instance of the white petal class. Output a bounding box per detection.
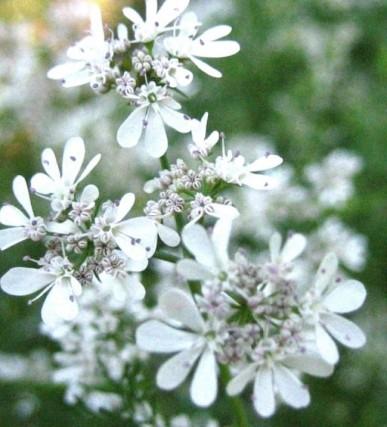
[117,23,128,41]
[174,66,193,87]
[46,220,79,235]
[80,184,99,204]
[62,137,86,185]
[283,353,334,378]
[144,109,168,158]
[115,193,135,223]
[146,0,158,22]
[190,348,217,407]
[89,4,104,43]
[109,274,145,301]
[248,154,283,172]
[123,7,144,26]
[177,259,214,281]
[189,55,222,78]
[41,148,60,181]
[117,217,158,258]
[192,40,240,58]
[315,253,338,294]
[241,173,277,190]
[316,324,339,364]
[269,233,282,262]
[199,25,232,42]
[62,69,92,87]
[205,130,220,150]
[126,257,149,272]
[281,233,306,263]
[182,224,217,270]
[114,234,147,261]
[30,173,56,195]
[209,203,239,221]
[159,105,192,134]
[12,176,34,218]
[76,154,101,184]
[127,277,146,301]
[0,205,28,226]
[41,281,79,325]
[159,288,205,333]
[117,107,146,148]
[156,345,203,390]
[211,219,232,269]
[192,113,208,144]
[321,313,366,349]
[156,0,189,27]
[47,61,85,80]
[227,364,257,396]
[253,367,275,418]
[136,320,198,353]
[157,223,180,247]
[1,267,54,296]
[274,365,310,409]
[0,227,27,251]
[323,280,366,314]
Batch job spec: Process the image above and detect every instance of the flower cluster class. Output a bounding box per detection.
[0,1,368,424]
[47,1,240,158]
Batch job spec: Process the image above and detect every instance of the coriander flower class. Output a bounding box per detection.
[1,256,82,326]
[123,0,190,43]
[136,288,218,407]
[0,176,46,250]
[31,137,101,214]
[189,112,219,158]
[301,253,367,364]
[189,193,239,224]
[117,82,191,157]
[227,348,333,418]
[177,220,232,282]
[47,5,112,88]
[215,150,283,190]
[164,20,240,78]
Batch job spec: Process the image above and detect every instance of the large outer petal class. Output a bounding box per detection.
[177,259,213,281]
[159,105,191,134]
[248,154,283,172]
[13,176,34,218]
[189,55,222,79]
[156,345,203,391]
[282,353,334,378]
[157,223,180,247]
[211,219,232,269]
[115,193,135,223]
[323,280,366,314]
[316,323,339,364]
[159,288,205,333]
[281,233,306,263]
[274,365,310,409]
[241,173,277,190]
[41,148,60,181]
[315,253,338,294]
[199,25,232,42]
[227,363,257,396]
[144,108,168,158]
[136,320,198,353]
[30,173,56,195]
[0,227,27,251]
[0,205,28,227]
[192,40,240,59]
[1,268,55,296]
[41,281,79,325]
[156,0,190,28]
[47,61,85,80]
[62,137,86,185]
[117,107,146,148]
[253,367,275,418]
[190,347,218,407]
[182,224,217,270]
[321,313,366,349]
[123,7,144,26]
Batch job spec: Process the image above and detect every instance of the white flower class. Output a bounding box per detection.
[0,176,46,250]
[117,82,191,158]
[152,57,193,89]
[164,20,240,78]
[91,193,158,262]
[31,137,101,213]
[189,112,219,158]
[189,193,239,224]
[215,150,283,190]
[136,288,218,407]
[0,257,82,326]
[227,351,333,418]
[301,253,367,364]
[47,5,112,88]
[123,0,190,43]
[98,272,146,304]
[176,220,232,282]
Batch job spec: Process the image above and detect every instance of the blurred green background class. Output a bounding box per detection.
[0,0,386,426]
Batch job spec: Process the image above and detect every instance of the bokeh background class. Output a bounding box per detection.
[0,0,386,426]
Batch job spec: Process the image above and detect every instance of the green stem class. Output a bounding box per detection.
[154,251,181,263]
[221,366,250,427]
[160,154,170,170]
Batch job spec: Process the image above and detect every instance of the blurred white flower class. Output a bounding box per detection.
[136,288,218,407]
[189,112,219,158]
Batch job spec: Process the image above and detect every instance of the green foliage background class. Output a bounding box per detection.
[0,0,386,426]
